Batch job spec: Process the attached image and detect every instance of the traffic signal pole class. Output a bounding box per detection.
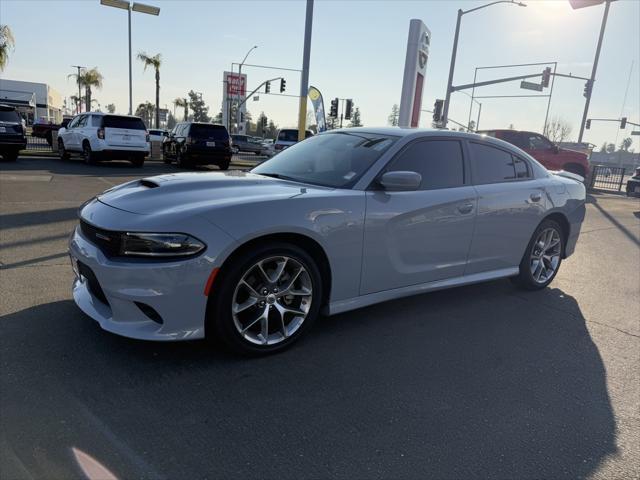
[577,0,611,143]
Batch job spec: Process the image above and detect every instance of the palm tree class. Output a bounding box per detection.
[135,101,155,128]
[81,68,103,112]
[137,52,162,128]
[0,25,15,71]
[173,97,188,122]
[70,95,82,115]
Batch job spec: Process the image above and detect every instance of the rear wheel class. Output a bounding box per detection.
[207,243,323,355]
[162,146,172,164]
[82,142,95,165]
[512,219,564,290]
[218,159,230,171]
[176,149,191,169]
[58,139,69,160]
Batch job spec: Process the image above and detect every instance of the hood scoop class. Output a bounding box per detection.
[139,178,161,189]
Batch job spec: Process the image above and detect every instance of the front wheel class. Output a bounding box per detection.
[512,219,564,290]
[58,139,69,160]
[82,143,95,165]
[176,150,191,169]
[207,243,323,355]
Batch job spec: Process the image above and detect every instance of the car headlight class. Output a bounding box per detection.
[121,233,205,257]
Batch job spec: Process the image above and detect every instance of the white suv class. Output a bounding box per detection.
[57,112,149,166]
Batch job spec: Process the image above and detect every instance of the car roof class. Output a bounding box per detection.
[328,126,496,140]
[477,128,541,136]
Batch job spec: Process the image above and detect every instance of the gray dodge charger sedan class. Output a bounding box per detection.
[69,128,586,354]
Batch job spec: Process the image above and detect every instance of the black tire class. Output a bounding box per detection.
[218,159,230,171]
[1,150,18,161]
[45,131,53,146]
[82,142,95,165]
[207,242,323,355]
[176,149,190,169]
[162,146,172,164]
[131,156,144,167]
[511,219,564,290]
[58,139,70,160]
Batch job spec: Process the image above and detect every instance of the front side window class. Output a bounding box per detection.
[253,131,398,188]
[469,142,517,184]
[385,140,465,190]
[76,115,88,128]
[527,134,553,150]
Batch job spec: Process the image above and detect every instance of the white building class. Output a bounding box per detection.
[0,79,63,124]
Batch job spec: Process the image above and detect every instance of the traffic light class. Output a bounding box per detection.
[620,117,627,129]
[330,98,338,118]
[345,99,353,120]
[265,81,271,94]
[541,67,551,88]
[583,80,592,98]
[280,78,286,93]
[585,119,591,130]
[433,99,444,122]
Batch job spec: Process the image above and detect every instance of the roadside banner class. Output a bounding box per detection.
[222,71,247,132]
[399,19,430,128]
[308,86,327,132]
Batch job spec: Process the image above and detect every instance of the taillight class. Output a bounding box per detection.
[97,128,105,139]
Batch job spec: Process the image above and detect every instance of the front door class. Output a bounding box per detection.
[360,139,477,295]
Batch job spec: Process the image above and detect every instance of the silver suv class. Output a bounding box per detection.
[57,112,150,166]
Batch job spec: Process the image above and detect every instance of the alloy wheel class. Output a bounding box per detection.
[530,228,562,284]
[231,256,313,346]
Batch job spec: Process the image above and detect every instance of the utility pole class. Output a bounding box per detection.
[297,0,314,141]
[71,65,85,114]
[577,0,611,143]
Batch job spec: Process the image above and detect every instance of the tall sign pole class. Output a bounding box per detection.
[577,0,611,143]
[297,0,314,141]
[398,19,431,128]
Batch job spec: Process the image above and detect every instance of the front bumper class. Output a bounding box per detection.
[69,225,215,341]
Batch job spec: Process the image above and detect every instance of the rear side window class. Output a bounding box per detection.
[514,156,530,178]
[386,140,465,190]
[189,124,229,140]
[91,116,103,127]
[470,142,520,184]
[0,109,21,122]
[103,115,146,130]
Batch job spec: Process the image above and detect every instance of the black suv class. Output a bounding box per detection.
[0,105,27,161]
[163,122,232,169]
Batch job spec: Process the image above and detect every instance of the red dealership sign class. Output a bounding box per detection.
[226,73,247,97]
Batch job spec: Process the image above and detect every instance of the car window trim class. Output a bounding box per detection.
[467,140,534,185]
[368,137,468,191]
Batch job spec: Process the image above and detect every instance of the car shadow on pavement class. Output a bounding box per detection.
[0,281,617,479]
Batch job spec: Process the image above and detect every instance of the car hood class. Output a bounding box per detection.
[97,171,329,216]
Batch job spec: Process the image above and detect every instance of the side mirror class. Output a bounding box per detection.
[379,171,422,191]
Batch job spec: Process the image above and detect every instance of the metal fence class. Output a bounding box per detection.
[25,135,54,152]
[589,165,626,192]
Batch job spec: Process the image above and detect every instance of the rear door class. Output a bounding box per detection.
[360,138,477,294]
[102,115,147,149]
[465,141,546,274]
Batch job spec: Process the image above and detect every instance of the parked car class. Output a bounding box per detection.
[626,166,640,197]
[0,104,27,161]
[148,129,168,143]
[230,134,263,155]
[32,116,73,145]
[274,128,314,152]
[57,113,149,167]
[478,129,590,178]
[259,138,275,157]
[163,122,231,169]
[69,128,586,355]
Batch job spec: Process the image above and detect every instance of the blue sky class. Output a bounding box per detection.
[1,0,638,149]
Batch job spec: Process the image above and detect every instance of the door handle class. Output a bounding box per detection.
[530,193,542,203]
[457,203,474,214]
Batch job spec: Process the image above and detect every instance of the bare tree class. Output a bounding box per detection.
[388,104,399,126]
[619,137,633,152]
[543,116,573,143]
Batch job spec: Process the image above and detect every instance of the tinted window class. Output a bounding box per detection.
[386,140,464,190]
[91,115,103,127]
[76,115,88,128]
[253,132,398,188]
[189,124,229,140]
[0,109,21,122]
[526,134,553,150]
[278,130,298,142]
[500,131,528,149]
[470,142,516,184]
[102,115,146,130]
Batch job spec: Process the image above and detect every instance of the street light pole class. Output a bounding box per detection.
[297,0,314,141]
[441,0,526,128]
[236,46,258,134]
[128,6,132,115]
[577,0,611,143]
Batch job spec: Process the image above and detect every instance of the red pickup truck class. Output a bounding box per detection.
[478,129,590,178]
[31,117,73,145]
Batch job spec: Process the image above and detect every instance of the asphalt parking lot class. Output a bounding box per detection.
[1,155,639,480]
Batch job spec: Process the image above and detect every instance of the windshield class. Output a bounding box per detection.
[252,131,398,188]
[191,124,229,140]
[0,109,21,123]
[103,115,146,130]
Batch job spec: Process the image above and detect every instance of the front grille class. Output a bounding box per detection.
[80,220,121,257]
[77,261,109,306]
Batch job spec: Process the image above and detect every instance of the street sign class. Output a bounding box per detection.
[158,108,168,122]
[631,131,640,136]
[520,81,543,92]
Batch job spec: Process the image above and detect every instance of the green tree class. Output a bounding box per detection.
[605,143,616,153]
[187,90,209,122]
[267,119,278,139]
[619,137,633,152]
[255,112,268,136]
[137,51,162,128]
[348,107,362,127]
[135,101,154,128]
[388,104,399,126]
[0,25,15,71]
[173,98,188,122]
[81,68,103,113]
[600,142,608,152]
[213,109,223,124]
[105,103,116,114]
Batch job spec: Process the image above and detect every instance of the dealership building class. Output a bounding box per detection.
[0,79,63,124]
